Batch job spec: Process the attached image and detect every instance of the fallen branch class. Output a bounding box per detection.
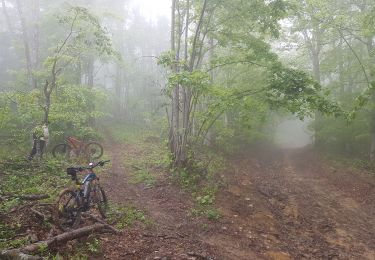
[0,250,42,260]
[30,208,48,221]
[9,203,35,213]
[82,213,121,234]
[131,165,143,171]
[19,194,49,201]
[0,223,106,257]
[1,193,49,201]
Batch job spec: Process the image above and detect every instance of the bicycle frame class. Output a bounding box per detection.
[67,162,107,211]
[66,136,84,154]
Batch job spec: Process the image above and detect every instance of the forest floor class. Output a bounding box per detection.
[97,135,375,260]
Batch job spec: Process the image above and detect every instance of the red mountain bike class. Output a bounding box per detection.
[52,136,103,160]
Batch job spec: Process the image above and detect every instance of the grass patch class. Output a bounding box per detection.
[322,153,375,175]
[191,206,221,220]
[108,123,171,187]
[107,204,150,229]
[0,156,71,250]
[171,150,225,221]
[129,169,156,187]
[107,123,157,145]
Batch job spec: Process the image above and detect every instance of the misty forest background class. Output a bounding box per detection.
[0,0,375,170]
[0,0,375,257]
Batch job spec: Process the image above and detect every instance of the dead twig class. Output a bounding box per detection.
[9,203,36,213]
[131,165,143,171]
[30,208,49,221]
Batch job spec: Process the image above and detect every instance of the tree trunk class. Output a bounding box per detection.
[169,0,178,156]
[370,122,375,161]
[115,63,123,119]
[87,56,94,88]
[1,0,14,33]
[31,0,40,89]
[15,0,34,89]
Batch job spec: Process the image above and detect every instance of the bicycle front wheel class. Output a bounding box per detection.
[55,188,82,231]
[85,142,103,160]
[52,143,71,159]
[91,184,108,218]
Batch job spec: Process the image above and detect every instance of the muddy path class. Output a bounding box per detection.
[98,140,375,260]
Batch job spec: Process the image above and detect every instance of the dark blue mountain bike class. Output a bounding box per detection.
[55,160,110,231]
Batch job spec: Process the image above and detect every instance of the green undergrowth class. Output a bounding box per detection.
[129,168,156,187]
[108,123,171,187]
[107,203,151,229]
[0,154,111,251]
[108,123,224,221]
[47,236,103,260]
[0,156,70,250]
[107,123,158,145]
[125,141,170,187]
[0,156,69,211]
[321,152,375,175]
[171,150,226,221]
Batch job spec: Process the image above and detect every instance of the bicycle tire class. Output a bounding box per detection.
[55,188,82,231]
[93,185,108,218]
[84,142,103,160]
[52,143,71,159]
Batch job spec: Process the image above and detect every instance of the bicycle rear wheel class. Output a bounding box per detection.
[52,143,71,159]
[85,142,103,160]
[55,188,82,231]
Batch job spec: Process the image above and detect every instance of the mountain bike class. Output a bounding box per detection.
[52,136,104,160]
[55,160,110,231]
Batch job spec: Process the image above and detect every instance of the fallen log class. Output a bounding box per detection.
[18,194,49,201]
[0,223,106,258]
[82,213,121,234]
[0,250,42,260]
[1,193,49,201]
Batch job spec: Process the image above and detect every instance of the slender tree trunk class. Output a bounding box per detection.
[1,0,14,33]
[170,0,179,158]
[76,60,82,84]
[303,26,322,147]
[87,56,94,88]
[180,0,190,164]
[366,38,375,161]
[15,0,34,89]
[31,0,40,89]
[115,63,123,119]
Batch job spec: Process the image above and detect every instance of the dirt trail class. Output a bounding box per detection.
[99,141,375,260]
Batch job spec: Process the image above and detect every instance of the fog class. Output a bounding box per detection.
[0,0,373,162]
[275,119,312,149]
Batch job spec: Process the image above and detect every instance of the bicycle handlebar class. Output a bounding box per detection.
[82,160,111,170]
[67,160,110,176]
[87,160,111,169]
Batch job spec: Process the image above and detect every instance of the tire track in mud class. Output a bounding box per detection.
[97,137,375,259]
[202,148,375,260]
